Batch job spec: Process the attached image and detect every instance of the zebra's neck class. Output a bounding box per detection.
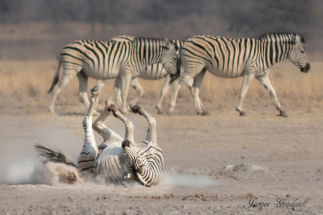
[257,38,293,71]
[132,38,169,67]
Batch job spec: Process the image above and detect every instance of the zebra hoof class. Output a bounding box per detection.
[98,143,107,150]
[239,111,246,116]
[91,86,100,98]
[130,104,142,114]
[278,111,287,117]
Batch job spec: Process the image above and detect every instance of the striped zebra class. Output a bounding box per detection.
[169,33,310,116]
[36,87,164,186]
[48,36,179,114]
[77,36,192,114]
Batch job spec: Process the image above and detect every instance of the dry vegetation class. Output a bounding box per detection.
[0,60,322,115]
[0,22,321,115]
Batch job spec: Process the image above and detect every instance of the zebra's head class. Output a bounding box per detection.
[122,140,149,186]
[288,34,310,73]
[161,39,180,77]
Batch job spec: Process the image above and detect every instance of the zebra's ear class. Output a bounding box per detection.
[291,34,297,45]
[174,42,179,51]
[298,34,305,43]
[165,38,171,47]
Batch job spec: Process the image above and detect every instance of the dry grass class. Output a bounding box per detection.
[0,60,323,114]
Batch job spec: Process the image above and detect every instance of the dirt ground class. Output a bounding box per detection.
[1,99,323,215]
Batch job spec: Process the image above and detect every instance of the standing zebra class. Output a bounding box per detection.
[48,37,179,114]
[36,87,164,186]
[169,33,310,116]
[84,36,192,114]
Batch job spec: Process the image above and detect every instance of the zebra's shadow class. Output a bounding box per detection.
[58,109,104,117]
[58,112,90,117]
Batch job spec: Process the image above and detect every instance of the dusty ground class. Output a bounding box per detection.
[0,21,322,214]
[1,99,323,215]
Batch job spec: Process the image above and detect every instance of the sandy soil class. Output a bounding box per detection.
[0,101,323,215]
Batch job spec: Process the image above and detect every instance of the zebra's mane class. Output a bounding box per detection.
[258,33,305,43]
[134,37,176,49]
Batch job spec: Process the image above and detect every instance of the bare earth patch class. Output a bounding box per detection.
[1,102,323,214]
[0,58,323,214]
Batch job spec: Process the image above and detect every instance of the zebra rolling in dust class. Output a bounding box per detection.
[169,33,310,116]
[36,87,164,186]
[48,37,179,115]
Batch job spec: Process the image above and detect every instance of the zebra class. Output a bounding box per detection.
[36,86,164,186]
[72,35,192,114]
[48,36,179,114]
[169,33,310,116]
[95,36,193,114]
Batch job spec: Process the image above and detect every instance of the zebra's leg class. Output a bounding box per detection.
[185,78,194,92]
[130,104,157,145]
[168,75,193,114]
[191,69,209,115]
[76,71,90,107]
[48,69,78,113]
[129,78,144,105]
[106,98,135,144]
[92,97,123,149]
[235,73,256,116]
[113,77,122,109]
[77,86,100,172]
[87,79,111,115]
[256,75,287,117]
[155,75,172,114]
[96,79,111,91]
[119,72,133,115]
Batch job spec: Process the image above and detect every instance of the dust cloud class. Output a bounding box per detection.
[0,127,82,185]
[162,172,219,187]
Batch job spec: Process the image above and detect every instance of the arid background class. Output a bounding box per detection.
[1,1,323,214]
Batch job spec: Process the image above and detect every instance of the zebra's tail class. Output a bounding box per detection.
[35,143,77,168]
[48,58,61,94]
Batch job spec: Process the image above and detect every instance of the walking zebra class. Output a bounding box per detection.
[36,87,164,186]
[169,33,310,116]
[79,36,192,114]
[48,36,179,114]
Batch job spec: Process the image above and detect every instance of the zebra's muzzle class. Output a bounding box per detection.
[169,69,180,84]
[301,63,310,73]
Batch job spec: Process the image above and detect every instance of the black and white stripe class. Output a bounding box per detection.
[38,88,164,186]
[169,33,310,116]
[48,36,178,114]
[108,36,193,113]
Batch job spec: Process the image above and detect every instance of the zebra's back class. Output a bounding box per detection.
[61,39,132,80]
[182,35,258,78]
